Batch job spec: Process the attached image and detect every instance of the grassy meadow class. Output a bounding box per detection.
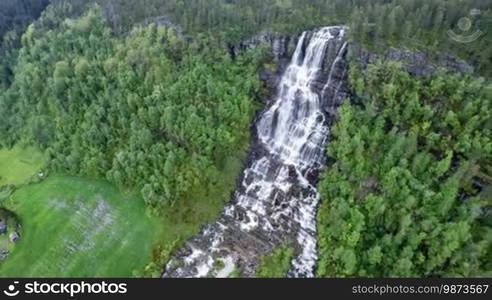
[0,146,45,187]
[0,175,158,277]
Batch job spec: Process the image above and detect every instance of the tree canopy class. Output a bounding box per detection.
[0,8,265,216]
[317,62,491,277]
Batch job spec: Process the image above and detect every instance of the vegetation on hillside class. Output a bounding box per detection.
[1,0,492,88]
[257,246,294,278]
[0,5,266,276]
[94,0,492,76]
[0,8,265,216]
[317,62,491,277]
[0,0,51,88]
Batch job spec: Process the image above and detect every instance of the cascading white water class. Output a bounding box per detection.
[164,26,347,278]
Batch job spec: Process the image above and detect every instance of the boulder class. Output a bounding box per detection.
[9,231,19,243]
[0,249,9,261]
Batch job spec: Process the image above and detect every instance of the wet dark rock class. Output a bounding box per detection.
[229,32,298,106]
[141,16,180,30]
[259,67,281,95]
[228,32,299,60]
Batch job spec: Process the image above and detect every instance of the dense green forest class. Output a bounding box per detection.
[0,7,265,216]
[0,0,491,278]
[0,0,50,88]
[1,0,492,87]
[0,0,50,36]
[63,0,492,76]
[0,2,267,277]
[317,62,491,277]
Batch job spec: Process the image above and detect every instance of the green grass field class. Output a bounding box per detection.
[0,175,158,277]
[0,146,45,187]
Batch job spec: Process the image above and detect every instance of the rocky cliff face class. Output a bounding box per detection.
[229,32,300,99]
[228,31,299,61]
[350,45,474,77]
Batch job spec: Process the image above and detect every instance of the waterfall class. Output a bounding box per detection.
[164,26,348,278]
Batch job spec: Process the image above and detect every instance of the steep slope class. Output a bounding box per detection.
[164,26,349,278]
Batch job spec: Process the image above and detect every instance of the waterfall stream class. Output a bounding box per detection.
[164,26,348,278]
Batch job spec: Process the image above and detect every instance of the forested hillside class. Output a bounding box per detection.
[1,0,492,86]
[95,0,492,75]
[317,62,491,277]
[0,0,50,87]
[0,7,265,215]
[0,0,50,38]
[0,4,268,276]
